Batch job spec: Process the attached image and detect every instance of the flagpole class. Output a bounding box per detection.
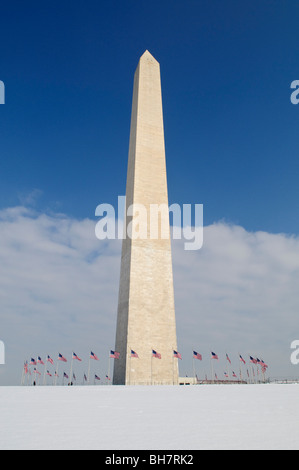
[31,363,34,386]
[55,360,59,386]
[151,349,153,385]
[107,353,111,385]
[32,367,36,386]
[192,350,196,382]
[238,353,243,383]
[226,354,231,380]
[172,348,174,385]
[69,354,74,386]
[21,363,25,386]
[43,362,47,386]
[128,346,131,386]
[87,355,91,385]
[253,365,256,384]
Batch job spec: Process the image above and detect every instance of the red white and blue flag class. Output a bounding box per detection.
[239,355,246,364]
[90,351,99,361]
[47,355,54,365]
[226,353,231,364]
[193,351,202,360]
[37,357,44,365]
[211,352,218,360]
[152,350,161,359]
[110,350,120,359]
[173,350,182,359]
[72,352,82,361]
[131,350,139,358]
[58,353,67,363]
[63,372,69,379]
[95,375,101,381]
[30,358,37,366]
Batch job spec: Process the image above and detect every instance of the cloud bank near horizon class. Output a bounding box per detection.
[0,205,298,384]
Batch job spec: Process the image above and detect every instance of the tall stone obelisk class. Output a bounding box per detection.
[113,50,179,385]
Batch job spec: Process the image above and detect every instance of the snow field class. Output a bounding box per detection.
[0,384,298,450]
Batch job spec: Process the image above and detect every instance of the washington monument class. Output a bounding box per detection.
[113,51,179,385]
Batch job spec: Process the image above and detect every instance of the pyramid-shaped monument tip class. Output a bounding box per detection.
[140,50,159,63]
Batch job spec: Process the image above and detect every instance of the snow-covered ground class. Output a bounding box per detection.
[0,384,298,450]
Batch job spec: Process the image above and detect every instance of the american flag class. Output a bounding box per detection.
[84,374,87,382]
[58,353,67,363]
[226,353,231,364]
[224,372,229,378]
[173,350,182,359]
[54,371,59,377]
[232,371,237,378]
[106,375,111,381]
[211,352,218,360]
[46,371,52,377]
[47,355,54,365]
[63,372,69,379]
[37,356,44,365]
[239,355,246,364]
[110,350,120,359]
[73,352,82,362]
[95,374,101,381]
[30,358,37,366]
[90,351,99,361]
[131,350,139,358]
[152,350,161,359]
[33,368,41,375]
[24,361,28,373]
[193,351,202,360]
[250,356,257,364]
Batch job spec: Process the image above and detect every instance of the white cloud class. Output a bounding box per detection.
[0,207,298,384]
[172,223,299,379]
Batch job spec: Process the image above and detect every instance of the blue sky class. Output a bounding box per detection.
[1,1,299,385]
[1,0,299,234]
